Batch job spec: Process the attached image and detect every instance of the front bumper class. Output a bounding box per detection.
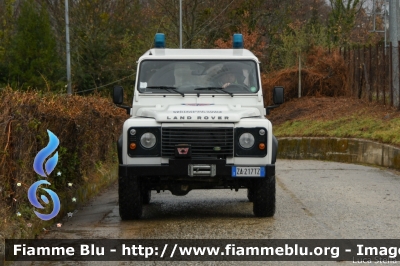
[119,158,275,179]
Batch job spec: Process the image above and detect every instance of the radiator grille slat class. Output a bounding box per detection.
[162,128,233,157]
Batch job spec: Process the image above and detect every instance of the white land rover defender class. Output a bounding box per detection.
[113,33,284,220]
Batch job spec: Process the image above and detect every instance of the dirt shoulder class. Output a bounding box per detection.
[268,96,400,146]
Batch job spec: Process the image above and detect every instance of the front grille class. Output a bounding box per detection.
[162,128,234,158]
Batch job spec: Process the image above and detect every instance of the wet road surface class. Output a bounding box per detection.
[12,160,400,265]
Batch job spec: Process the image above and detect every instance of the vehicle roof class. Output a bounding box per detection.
[138,48,259,62]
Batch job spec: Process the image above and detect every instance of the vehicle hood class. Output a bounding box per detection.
[135,104,261,122]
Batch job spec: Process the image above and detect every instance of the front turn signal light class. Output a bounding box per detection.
[259,143,266,150]
[129,143,137,150]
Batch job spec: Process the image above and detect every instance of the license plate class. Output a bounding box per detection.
[232,166,265,177]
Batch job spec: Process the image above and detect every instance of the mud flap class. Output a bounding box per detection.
[117,134,123,164]
[272,135,278,164]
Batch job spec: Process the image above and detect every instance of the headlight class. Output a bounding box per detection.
[239,133,255,149]
[140,133,156,149]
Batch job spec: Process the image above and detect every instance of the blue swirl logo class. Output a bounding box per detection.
[28,180,61,221]
[28,130,61,221]
[33,130,59,177]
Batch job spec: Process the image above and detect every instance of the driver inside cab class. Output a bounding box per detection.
[216,65,246,89]
[219,72,237,89]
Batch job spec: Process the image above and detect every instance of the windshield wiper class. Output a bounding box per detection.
[146,86,184,97]
[194,87,233,97]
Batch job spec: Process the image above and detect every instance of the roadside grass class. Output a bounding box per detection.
[274,115,400,146]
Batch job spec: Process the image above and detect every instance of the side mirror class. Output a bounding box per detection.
[266,86,284,115]
[273,86,284,105]
[113,86,124,105]
[113,86,131,115]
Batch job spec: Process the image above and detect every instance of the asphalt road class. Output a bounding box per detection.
[12,159,400,266]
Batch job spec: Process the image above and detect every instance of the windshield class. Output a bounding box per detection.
[137,60,259,95]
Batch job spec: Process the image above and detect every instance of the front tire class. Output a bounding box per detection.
[119,175,142,220]
[142,189,151,205]
[247,188,254,202]
[253,176,276,217]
